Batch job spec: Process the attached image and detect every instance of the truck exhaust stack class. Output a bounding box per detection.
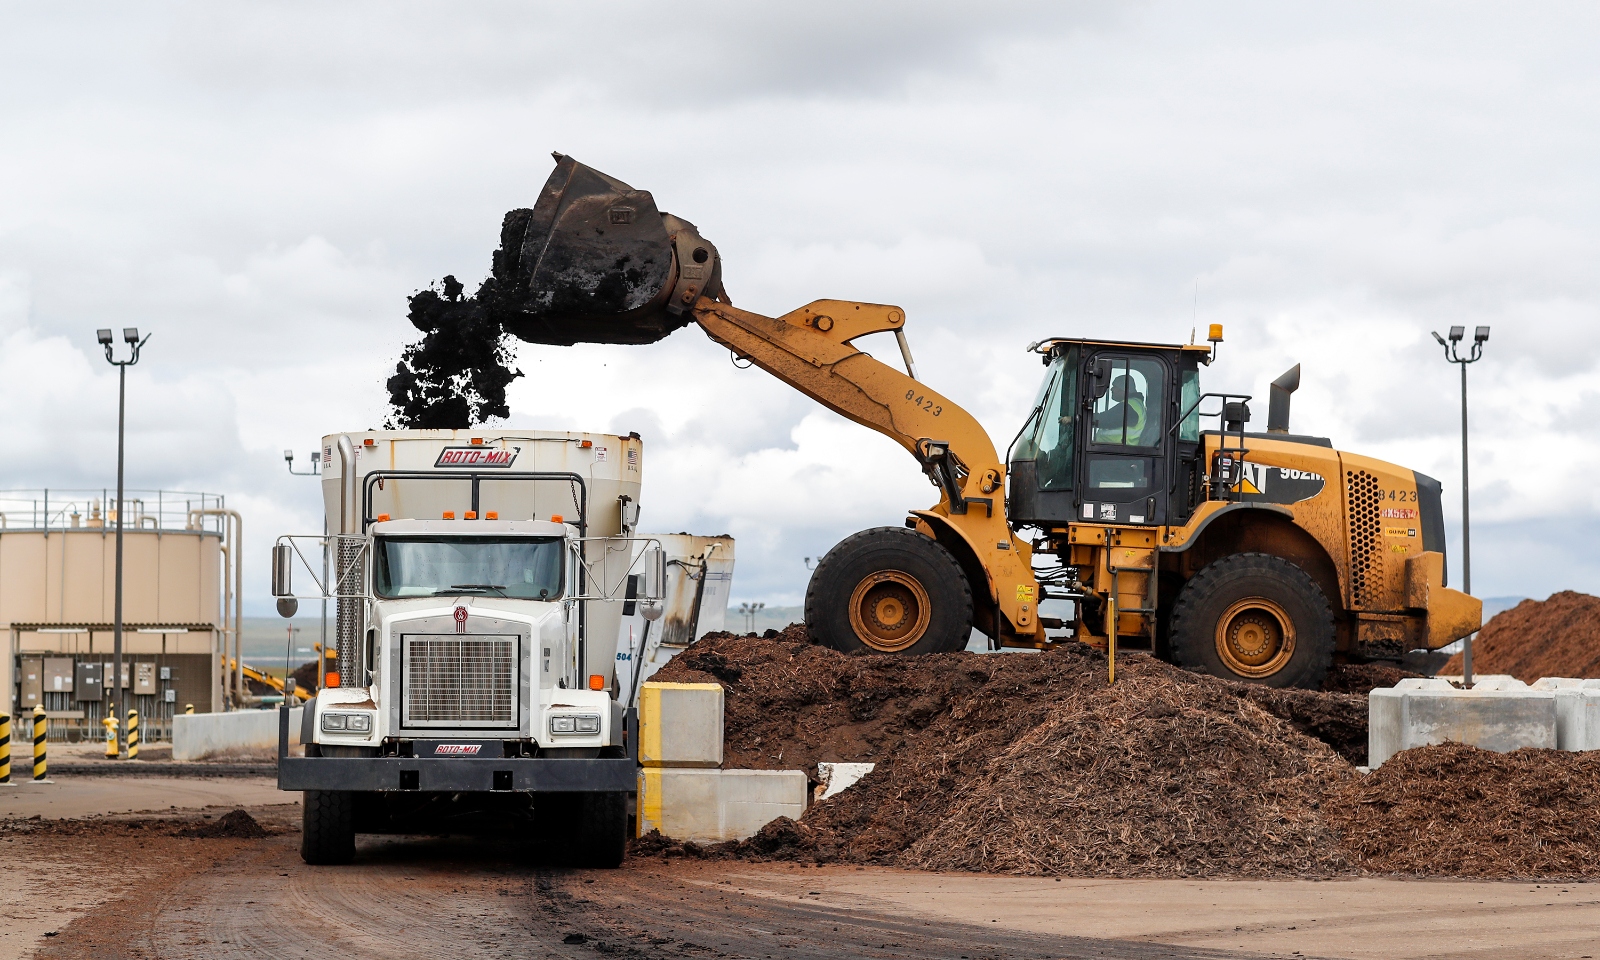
[496,154,725,346]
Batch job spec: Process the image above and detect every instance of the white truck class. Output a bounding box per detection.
[272,429,666,867]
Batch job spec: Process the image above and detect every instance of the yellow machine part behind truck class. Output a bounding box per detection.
[492,154,1480,688]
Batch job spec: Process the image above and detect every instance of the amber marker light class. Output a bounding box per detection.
[442,511,455,519]
[485,511,498,520]
[588,675,605,691]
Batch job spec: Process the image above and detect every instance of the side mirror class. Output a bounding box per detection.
[1089,358,1113,400]
[638,600,665,622]
[276,596,300,618]
[271,543,294,598]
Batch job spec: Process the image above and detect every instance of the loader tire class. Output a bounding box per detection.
[301,790,356,865]
[1168,552,1335,689]
[806,526,973,655]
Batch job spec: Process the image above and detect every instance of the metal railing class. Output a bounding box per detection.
[0,489,227,534]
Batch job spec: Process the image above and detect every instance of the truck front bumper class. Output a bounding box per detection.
[278,755,637,793]
[276,703,637,793]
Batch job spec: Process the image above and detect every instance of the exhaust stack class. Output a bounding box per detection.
[1267,364,1300,434]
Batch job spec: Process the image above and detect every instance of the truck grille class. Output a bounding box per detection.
[402,635,518,728]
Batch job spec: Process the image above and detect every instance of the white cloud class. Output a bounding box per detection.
[2,2,1598,616]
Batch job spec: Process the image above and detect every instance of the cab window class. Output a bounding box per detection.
[1179,364,1201,442]
[1090,357,1165,448]
[1014,350,1079,491]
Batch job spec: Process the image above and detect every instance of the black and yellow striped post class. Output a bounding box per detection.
[31,704,46,782]
[104,711,119,759]
[0,713,11,784]
[127,709,140,760]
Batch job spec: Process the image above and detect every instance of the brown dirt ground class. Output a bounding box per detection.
[1442,590,1600,681]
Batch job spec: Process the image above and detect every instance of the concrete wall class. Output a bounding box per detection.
[1371,679,1558,768]
[637,768,807,843]
[173,707,300,761]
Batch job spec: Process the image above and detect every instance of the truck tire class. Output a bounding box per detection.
[806,526,973,655]
[301,790,356,865]
[1167,552,1335,689]
[543,791,628,868]
[576,791,629,868]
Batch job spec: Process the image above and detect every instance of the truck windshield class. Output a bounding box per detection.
[373,536,564,600]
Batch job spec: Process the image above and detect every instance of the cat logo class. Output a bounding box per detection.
[1232,462,1325,504]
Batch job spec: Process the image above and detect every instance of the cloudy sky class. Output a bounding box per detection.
[2,2,1596,614]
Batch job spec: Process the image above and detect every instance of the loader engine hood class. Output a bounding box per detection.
[495,153,726,346]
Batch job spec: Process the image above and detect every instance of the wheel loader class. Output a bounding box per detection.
[478,154,1481,688]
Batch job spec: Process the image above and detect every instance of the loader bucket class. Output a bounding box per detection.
[493,154,709,346]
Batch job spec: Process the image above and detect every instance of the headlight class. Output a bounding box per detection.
[321,712,373,734]
[549,714,600,736]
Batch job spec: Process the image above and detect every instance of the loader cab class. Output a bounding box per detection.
[1008,339,1208,530]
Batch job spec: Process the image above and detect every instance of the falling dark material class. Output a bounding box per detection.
[385,273,523,429]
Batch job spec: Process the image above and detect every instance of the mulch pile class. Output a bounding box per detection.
[1442,591,1600,682]
[174,809,266,839]
[637,628,1600,880]
[1319,662,1426,695]
[1331,742,1600,877]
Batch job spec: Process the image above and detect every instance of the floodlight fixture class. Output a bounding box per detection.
[96,328,113,345]
[1474,326,1490,343]
[1448,325,1465,342]
[123,327,139,344]
[284,449,295,462]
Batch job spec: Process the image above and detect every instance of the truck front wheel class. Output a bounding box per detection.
[806,527,973,655]
[543,791,628,868]
[1167,552,1335,689]
[301,790,356,865]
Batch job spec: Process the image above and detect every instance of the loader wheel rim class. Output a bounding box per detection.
[1214,598,1296,678]
[848,571,932,652]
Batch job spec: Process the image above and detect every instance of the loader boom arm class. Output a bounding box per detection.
[690,297,1043,640]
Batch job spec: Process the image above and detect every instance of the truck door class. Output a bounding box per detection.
[1080,353,1170,526]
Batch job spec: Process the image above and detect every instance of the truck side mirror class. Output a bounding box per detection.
[638,600,664,622]
[272,543,293,597]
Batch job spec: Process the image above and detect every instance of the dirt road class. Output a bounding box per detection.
[21,823,1600,960]
[35,833,1260,960]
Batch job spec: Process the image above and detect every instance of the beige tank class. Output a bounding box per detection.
[0,490,228,730]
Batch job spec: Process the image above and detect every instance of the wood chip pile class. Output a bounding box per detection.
[1441,590,1600,682]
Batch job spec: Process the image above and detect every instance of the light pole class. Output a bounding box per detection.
[738,602,765,634]
[98,327,150,755]
[1431,324,1488,687]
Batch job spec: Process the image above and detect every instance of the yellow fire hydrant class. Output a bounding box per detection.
[103,712,119,759]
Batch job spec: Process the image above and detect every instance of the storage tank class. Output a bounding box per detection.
[0,490,233,741]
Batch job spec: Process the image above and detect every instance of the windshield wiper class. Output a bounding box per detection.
[438,584,509,597]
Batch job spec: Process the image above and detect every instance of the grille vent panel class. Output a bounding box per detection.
[402,635,518,729]
[1346,470,1381,607]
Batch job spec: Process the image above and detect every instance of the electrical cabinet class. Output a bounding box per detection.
[74,662,104,703]
[134,662,156,695]
[44,658,74,694]
[18,658,43,710]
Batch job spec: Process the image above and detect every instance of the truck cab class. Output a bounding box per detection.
[274,430,663,866]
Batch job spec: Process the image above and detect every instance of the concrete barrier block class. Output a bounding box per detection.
[173,707,301,761]
[639,681,723,768]
[1369,687,1555,768]
[637,767,807,842]
[1555,689,1600,751]
[1394,678,1454,691]
[1432,674,1517,686]
[1473,677,1529,691]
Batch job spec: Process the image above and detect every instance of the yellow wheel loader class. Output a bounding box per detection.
[489,155,1480,688]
